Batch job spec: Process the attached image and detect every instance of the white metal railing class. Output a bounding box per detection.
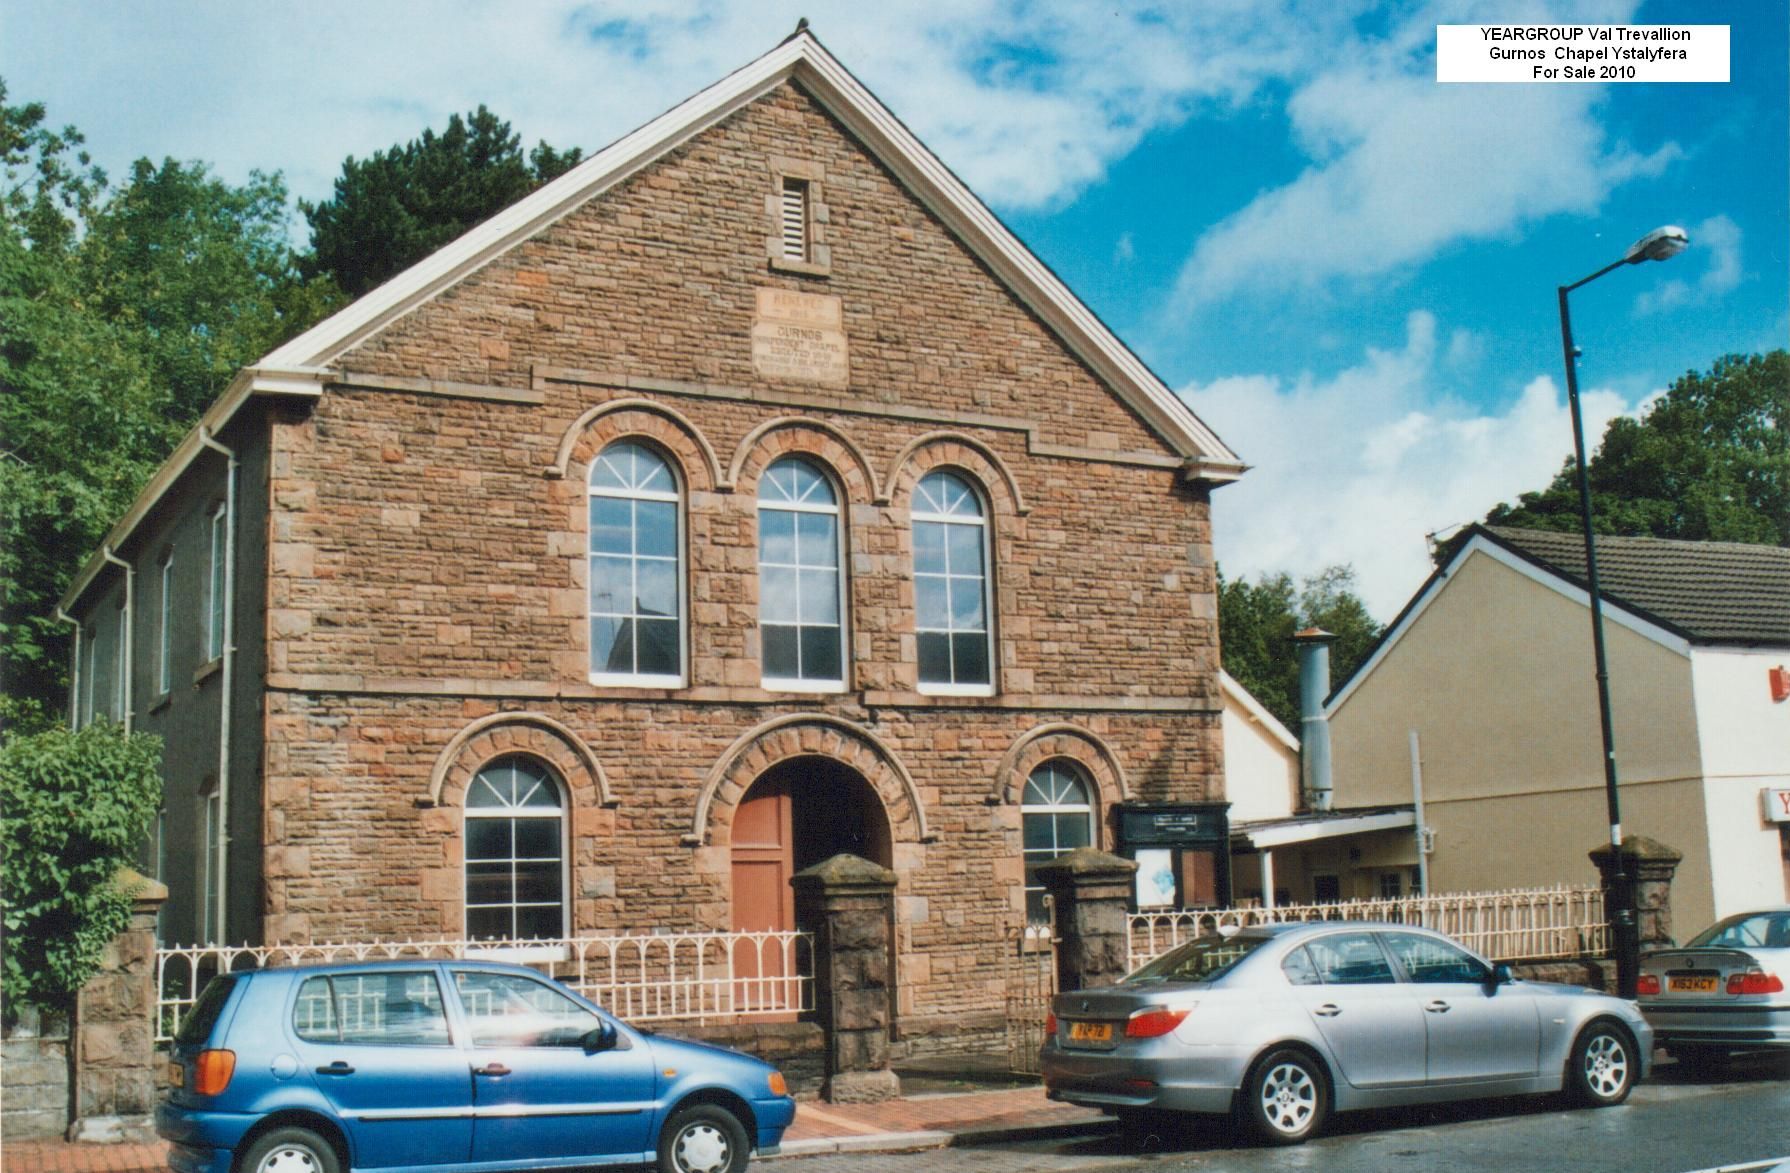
[155,931,812,1043]
[1127,886,1608,972]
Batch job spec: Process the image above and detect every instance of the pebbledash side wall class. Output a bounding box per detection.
[253,80,1225,1050]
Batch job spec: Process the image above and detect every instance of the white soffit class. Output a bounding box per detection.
[1240,810,1416,848]
[1221,670,1300,752]
[1325,533,1692,716]
[260,31,1241,474]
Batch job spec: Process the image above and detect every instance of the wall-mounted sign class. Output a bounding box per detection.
[751,288,849,387]
[1763,788,1790,823]
[1117,803,1230,847]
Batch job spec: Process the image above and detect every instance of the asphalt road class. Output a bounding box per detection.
[781,1052,1790,1173]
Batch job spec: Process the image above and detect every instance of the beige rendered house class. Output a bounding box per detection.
[1327,524,1790,932]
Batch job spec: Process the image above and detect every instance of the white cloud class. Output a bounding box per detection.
[1173,1,1679,306]
[1633,214,1744,316]
[1,0,1354,210]
[1181,312,1640,619]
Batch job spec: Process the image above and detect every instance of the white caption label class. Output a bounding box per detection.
[1437,25,1729,83]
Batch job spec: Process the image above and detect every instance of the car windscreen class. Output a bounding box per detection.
[1122,934,1268,985]
[176,974,239,1046]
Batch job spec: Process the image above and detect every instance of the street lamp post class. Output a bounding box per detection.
[1556,224,1688,999]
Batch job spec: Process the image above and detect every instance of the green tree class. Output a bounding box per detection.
[1,84,336,730]
[0,722,163,1009]
[303,105,582,297]
[1482,351,1788,547]
[1218,565,1382,731]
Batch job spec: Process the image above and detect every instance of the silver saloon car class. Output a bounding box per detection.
[1638,906,1790,1062]
[1041,922,1651,1145]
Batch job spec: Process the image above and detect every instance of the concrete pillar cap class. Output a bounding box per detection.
[116,867,169,903]
[1588,835,1683,865]
[790,853,897,889]
[1034,847,1138,883]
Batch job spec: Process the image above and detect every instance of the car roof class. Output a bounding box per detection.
[234,958,548,979]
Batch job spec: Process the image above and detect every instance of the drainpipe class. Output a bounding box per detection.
[198,427,237,944]
[55,608,81,727]
[1408,730,1430,896]
[100,549,134,733]
[1293,628,1337,813]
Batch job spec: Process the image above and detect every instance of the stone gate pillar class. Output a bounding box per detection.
[71,868,167,1142]
[791,854,900,1104]
[1036,848,1138,994]
[1590,834,1683,953]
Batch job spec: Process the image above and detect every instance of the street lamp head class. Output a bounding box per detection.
[1623,225,1689,264]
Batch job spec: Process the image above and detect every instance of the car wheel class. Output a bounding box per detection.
[239,1128,341,1173]
[1240,1048,1328,1145]
[1567,1020,1635,1107]
[658,1103,750,1173]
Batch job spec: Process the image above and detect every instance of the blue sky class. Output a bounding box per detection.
[8,0,1784,617]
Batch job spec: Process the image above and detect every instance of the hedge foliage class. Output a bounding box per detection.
[0,721,162,1008]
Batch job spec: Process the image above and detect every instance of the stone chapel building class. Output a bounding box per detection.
[59,30,1244,1051]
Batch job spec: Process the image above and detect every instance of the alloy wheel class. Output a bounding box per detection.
[1258,1060,1318,1135]
[1582,1031,1629,1099]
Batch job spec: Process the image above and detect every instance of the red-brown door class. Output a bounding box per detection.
[731,776,794,1015]
[732,776,794,932]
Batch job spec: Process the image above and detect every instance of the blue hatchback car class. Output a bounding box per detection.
[155,960,796,1173]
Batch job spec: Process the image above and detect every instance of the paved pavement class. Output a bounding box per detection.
[0,1086,1111,1172]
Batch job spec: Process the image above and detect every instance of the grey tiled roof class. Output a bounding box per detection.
[1483,526,1790,646]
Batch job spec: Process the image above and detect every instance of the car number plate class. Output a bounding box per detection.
[1668,975,1718,993]
[1068,1021,1112,1043]
[165,1060,183,1088]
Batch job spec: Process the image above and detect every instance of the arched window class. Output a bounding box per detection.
[465,757,566,942]
[758,458,845,689]
[912,470,992,692]
[1021,762,1093,923]
[589,441,683,686]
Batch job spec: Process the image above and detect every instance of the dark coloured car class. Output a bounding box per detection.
[1041,922,1650,1145]
[155,960,795,1173]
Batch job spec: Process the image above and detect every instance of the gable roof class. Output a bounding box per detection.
[1328,523,1789,715]
[60,28,1242,613]
[263,28,1240,473]
[1484,526,1790,646]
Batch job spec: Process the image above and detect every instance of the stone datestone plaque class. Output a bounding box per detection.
[752,288,849,387]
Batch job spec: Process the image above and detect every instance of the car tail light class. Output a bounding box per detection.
[1636,974,1661,995]
[1726,970,1784,996]
[192,1049,236,1096]
[767,1071,788,1097]
[1045,1012,1057,1036]
[1125,1007,1190,1039]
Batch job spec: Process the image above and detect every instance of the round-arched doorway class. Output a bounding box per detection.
[730,755,892,935]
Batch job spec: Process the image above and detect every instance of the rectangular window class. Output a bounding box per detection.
[79,624,97,728]
[779,177,809,261]
[206,504,227,662]
[201,787,223,944]
[157,555,174,694]
[1379,871,1403,900]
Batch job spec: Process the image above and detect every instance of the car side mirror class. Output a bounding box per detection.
[583,1020,619,1053]
[1489,963,1514,988]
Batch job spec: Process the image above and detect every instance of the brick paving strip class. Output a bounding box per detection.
[2,1089,1110,1172]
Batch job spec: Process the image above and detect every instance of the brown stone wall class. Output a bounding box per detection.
[263,695,1217,1027]
[255,77,1226,1032]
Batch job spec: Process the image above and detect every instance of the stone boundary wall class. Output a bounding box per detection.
[1,1005,71,1140]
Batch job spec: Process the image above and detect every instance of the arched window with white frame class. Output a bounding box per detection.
[1021,761,1094,923]
[464,756,567,942]
[588,441,683,686]
[758,457,845,689]
[912,470,993,693]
